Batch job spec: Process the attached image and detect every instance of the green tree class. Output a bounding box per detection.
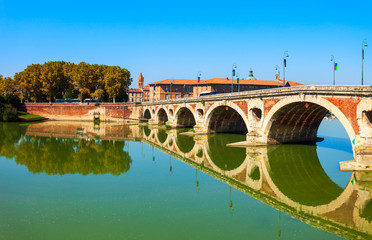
[66,62,105,101]
[40,61,70,103]
[104,66,131,103]
[14,64,43,102]
[0,77,15,96]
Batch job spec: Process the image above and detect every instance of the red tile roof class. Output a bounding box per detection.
[127,88,143,93]
[149,78,303,86]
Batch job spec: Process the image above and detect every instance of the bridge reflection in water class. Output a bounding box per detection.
[3,122,371,239]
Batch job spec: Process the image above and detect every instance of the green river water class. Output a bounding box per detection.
[0,120,371,240]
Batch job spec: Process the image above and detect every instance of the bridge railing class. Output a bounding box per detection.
[142,85,372,106]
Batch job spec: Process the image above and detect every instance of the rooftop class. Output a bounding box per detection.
[149,78,303,87]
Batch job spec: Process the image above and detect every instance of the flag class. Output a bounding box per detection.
[362,49,364,60]
[284,59,287,68]
[334,63,338,71]
[198,76,200,83]
[232,69,235,76]
[237,77,239,84]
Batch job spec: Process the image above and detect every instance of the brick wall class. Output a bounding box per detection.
[24,103,136,121]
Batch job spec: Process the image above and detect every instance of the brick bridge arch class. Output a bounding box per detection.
[174,107,197,128]
[204,102,250,134]
[156,107,169,125]
[143,109,152,120]
[262,96,357,145]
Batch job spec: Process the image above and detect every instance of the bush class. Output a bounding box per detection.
[4,94,21,108]
[3,105,18,122]
[0,103,4,120]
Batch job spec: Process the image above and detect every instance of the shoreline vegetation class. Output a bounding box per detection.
[0,61,132,104]
[0,61,133,122]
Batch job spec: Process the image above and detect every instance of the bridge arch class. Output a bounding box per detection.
[262,96,356,144]
[143,109,151,120]
[156,108,169,124]
[175,107,196,127]
[205,102,249,134]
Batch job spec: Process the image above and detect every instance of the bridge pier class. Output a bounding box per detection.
[340,141,372,171]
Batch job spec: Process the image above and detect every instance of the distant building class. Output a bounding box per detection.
[148,70,303,101]
[127,73,150,102]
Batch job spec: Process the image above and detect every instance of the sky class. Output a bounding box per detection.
[0,0,371,88]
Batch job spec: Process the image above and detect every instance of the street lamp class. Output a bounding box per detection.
[197,72,201,97]
[362,39,368,85]
[330,55,337,85]
[231,63,237,93]
[275,65,280,88]
[283,51,289,87]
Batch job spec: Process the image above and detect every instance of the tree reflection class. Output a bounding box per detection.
[0,123,132,176]
[0,123,27,159]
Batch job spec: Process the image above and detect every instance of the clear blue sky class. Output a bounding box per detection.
[0,0,371,87]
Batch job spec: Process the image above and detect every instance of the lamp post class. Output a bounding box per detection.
[197,72,201,97]
[275,65,280,88]
[330,55,337,85]
[231,63,237,93]
[362,39,368,85]
[283,51,289,87]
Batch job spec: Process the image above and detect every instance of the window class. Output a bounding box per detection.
[175,87,178,92]
[165,94,168,100]
[175,94,178,99]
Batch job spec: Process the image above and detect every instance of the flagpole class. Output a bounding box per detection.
[330,55,335,85]
[231,63,237,93]
[197,72,201,97]
[237,72,240,92]
[283,51,289,87]
[333,64,336,86]
[362,39,368,85]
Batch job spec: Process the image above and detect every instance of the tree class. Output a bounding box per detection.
[40,61,69,103]
[66,62,105,101]
[14,64,43,102]
[91,89,105,101]
[0,77,15,96]
[104,66,132,103]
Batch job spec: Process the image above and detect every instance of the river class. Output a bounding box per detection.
[0,119,370,240]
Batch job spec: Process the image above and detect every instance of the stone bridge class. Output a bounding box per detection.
[136,86,372,170]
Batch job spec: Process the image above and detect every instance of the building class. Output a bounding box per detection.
[127,73,150,102]
[148,70,303,101]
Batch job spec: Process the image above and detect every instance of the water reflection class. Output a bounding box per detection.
[141,125,372,239]
[0,122,371,239]
[0,123,132,175]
